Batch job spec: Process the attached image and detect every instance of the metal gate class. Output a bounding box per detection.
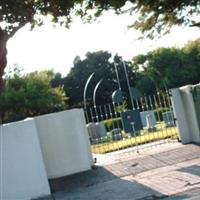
[84,90,179,164]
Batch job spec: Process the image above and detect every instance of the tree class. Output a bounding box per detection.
[58,51,136,108]
[51,72,63,87]
[135,74,157,95]
[181,38,200,84]
[62,51,116,107]
[132,38,200,90]
[0,0,84,91]
[80,0,200,38]
[0,69,67,123]
[126,0,200,38]
[1,0,199,90]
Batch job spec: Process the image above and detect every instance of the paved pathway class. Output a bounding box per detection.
[39,143,200,200]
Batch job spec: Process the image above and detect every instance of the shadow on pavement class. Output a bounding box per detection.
[49,166,117,192]
[177,165,200,177]
[163,187,200,200]
[49,166,167,200]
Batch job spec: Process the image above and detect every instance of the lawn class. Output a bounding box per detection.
[91,125,178,154]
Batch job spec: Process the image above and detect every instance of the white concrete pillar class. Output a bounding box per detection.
[1,119,51,200]
[171,85,200,144]
[34,109,93,179]
[171,88,190,143]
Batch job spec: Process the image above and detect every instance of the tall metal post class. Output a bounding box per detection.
[122,60,134,109]
[114,62,122,91]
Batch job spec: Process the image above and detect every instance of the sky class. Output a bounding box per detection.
[6,11,200,76]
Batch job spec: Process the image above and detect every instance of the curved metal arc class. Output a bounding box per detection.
[93,79,103,107]
[83,72,95,109]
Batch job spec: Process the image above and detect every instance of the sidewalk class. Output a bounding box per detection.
[40,143,200,200]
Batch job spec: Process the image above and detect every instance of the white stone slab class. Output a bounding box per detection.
[34,109,93,179]
[1,119,50,200]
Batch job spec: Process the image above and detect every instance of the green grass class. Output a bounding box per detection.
[91,125,178,154]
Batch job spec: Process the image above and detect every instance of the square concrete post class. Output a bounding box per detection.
[1,119,51,199]
[34,109,93,179]
[171,85,200,144]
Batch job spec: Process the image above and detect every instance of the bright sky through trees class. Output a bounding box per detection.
[6,11,200,76]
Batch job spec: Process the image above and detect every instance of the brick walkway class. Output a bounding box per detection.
[49,143,200,197]
[103,143,200,177]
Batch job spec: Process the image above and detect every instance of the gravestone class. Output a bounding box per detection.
[87,123,99,140]
[162,111,175,127]
[140,111,157,127]
[99,122,107,137]
[121,110,142,136]
[111,128,122,141]
[146,114,157,131]
[112,90,123,103]
[86,122,107,141]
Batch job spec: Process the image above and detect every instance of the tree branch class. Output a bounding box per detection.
[9,22,28,38]
[190,22,200,27]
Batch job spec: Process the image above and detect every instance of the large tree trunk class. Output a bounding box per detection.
[0,28,9,92]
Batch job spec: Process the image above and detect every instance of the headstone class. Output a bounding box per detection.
[140,111,157,127]
[131,87,142,100]
[111,128,122,141]
[121,110,142,135]
[162,111,175,127]
[86,122,107,141]
[112,90,123,103]
[87,123,100,141]
[146,114,157,132]
[99,122,107,137]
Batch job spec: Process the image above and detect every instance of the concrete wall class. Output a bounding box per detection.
[171,85,200,144]
[0,119,50,200]
[34,109,93,179]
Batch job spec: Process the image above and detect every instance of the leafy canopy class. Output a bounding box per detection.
[1,0,200,37]
[53,51,136,108]
[0,68,67,123]
[133,38,200,90]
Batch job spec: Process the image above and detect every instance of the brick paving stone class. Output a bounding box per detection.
[47,143,200,200]
[136,168,200,196]
[102,144,200,177]
[163,187,200,200]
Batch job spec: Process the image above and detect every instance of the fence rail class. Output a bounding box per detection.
[84,90,179,155]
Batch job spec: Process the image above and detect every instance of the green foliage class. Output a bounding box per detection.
[133,38,200,92]
[127,0,200,38]
[103,117,123,131]
[114,101,127,113]
[134,75,156,95]
[0,0,80,33]
[0,68,67,123]
[57,51,136,108]
[49,37,200,109]
[154,107,170,121]
[1,0,199,112]
[1,0,198,39]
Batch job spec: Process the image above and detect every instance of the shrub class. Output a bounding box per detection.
[154,107,170,121]
[103,117,123,131]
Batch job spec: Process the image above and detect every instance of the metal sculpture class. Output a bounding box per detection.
[83,72,95,110]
